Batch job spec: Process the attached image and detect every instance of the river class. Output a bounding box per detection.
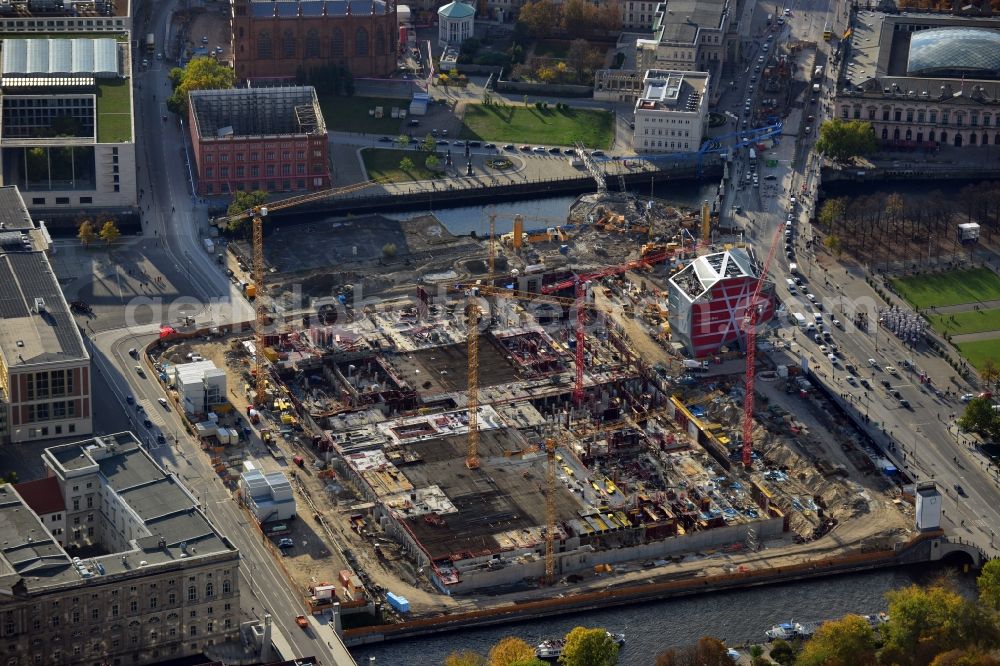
[386,182,721,237]
[349,564,975,665]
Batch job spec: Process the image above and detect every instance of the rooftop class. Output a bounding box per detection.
[245,0,390,18]
[653,0,728,45]
[438,1,475,19]
[1,432,238,593]
[190,86,327,140]
[1,37,119,78]
[13,477,65,516]
[0,0,129,19]
[636,70,707,113]
[842,12,1000,101]
[668,247,758,301]
[0,187,87,368]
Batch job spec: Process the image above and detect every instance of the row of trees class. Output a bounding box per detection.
[518,0,622,38]
[77,219,120,246]
[445,562,1000,666]
[445,627,619,666]
[815,182,1000,267]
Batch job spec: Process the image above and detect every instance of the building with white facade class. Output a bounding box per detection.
[633,69,709,153]
[171,360,226,417]
[837,12,1000,150]
[595,0,736,103]
[0,186,92,444]
[437,0,475,48]
[0,36,138,217]
[0,432,240,665]
[240,464,296,524]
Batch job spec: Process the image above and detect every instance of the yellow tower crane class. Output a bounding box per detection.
[212,181,377,405]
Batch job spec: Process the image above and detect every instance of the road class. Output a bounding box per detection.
[725,0,1000,555]
[82,0,359,663]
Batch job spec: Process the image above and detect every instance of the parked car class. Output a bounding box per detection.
[278,538,295,549]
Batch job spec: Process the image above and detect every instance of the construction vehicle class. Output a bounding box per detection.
[210,181,376,406]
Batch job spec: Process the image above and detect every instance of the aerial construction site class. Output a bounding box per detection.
[152,184,914,620]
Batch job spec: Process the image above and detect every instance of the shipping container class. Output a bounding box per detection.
[386,592,410,614]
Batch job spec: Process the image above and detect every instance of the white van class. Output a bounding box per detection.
[786,278,796,293]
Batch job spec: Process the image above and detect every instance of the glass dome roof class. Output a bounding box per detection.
[907,28,1000,79]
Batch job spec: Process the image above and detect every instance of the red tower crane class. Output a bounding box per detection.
[741,223,784,467]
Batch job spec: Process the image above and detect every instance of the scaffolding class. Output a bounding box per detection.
[190,86,328,139]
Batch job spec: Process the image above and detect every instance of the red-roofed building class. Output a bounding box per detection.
[13,476,66,545]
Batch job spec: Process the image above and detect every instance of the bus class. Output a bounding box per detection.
[822,22,832,41]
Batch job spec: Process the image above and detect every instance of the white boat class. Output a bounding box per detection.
[536,632,625,659]
[765,621,815,641]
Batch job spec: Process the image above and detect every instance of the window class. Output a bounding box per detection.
[55,197,70,205]
[266,165,275,177]
[190,611,197,619]
[188,586,197,602]
[91,608,99,621]
[206,168,214,178]
[224,618,232,630]
[111,605,119,618]
[32,197,45,205]
[51,616,59,628]
[250,166,259,177]
[129,600,137,614]
[205,583,214,598]
[282,164,291,176]
[282,30,295,57]
[73,499,80,511]
[220,167,229,178]
[355,27,369,56]
[305,29,320,57]
[206,621,214,633]
[189,626,198,637]
[235,166,244,178]
[71,610,79,624]
[257,31,271,58]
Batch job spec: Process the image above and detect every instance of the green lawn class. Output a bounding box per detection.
[96,79,132,143]
[956,338,1000,371]
[460,104,613,148]
[534,40,571,58]
[928,308,1000,336]
[361,148,441,183]
[318,96,411,134]
[891,268,1000,309]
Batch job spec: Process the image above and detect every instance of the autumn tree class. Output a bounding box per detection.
[444,650,486,666]
[562,0,597,31]
[488,636,535,666]
[99,220,120,246]
[978,559,1000,611]
[78,220,98,246]
[767,639,795,666]
[930,649,1000,666]
[167,56,236,114]
[225,190,268,236]
[823,234,843,257]
[958,397,1000,438]
[814,119,878,163]
[797,615,877,666]
[655,636,732,666]
[819,197,847,229]
[518,0,560,37]
[980,359,999,389]
[880,584,982,665]
[558,627,618,666]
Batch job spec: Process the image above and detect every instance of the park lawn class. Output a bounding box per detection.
[461,104,613,148]
[956,338,1000,371]
[534,39,571,58]
[96,79,132,143]
[927,308,1000,336]
[361,148,440,183]
[891,268,1000,309]
[319,96,411,134]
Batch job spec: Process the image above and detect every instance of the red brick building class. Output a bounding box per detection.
[232,0,399,82]
[188,87,331,196]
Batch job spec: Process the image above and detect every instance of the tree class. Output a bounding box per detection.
[767,639,795,666]
[445,651,485,666]
[980,359,999,388]
[99,220,120,246]
[747,644,768,666]
[78,220,98,246]
[422,133,437,153]
[426,154,441,170]
[931,650,1000,666]
[395,134,410,149]
[488,637,535,666]
[225,190,268,236]
[819,197,847,229]
[957,397,1000,438]
[518,0,560,37]
[562,0,597,31]
[167,56,235,114]
[797,615,877,666]
[566,39,592,74]
[814,119,878,163]
[382,243,397,257]
[978,559,1000,611]
[557,627,618,666]
[508,660,548,666]
[399,156,415,172]
[823,234,843,257]
[881,584,973,665]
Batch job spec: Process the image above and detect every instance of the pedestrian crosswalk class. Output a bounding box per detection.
[138,399,165,427]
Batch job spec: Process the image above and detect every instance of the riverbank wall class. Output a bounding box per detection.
[343,532,979,647]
